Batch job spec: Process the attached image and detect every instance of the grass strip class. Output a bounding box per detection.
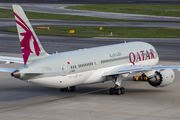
[0,8,149,22]
[3,27,180,38]
[66,4,180,17]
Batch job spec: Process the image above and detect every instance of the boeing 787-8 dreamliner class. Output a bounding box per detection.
[0,5,180,95]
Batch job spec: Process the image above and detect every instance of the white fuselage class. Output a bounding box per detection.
[17,41,159,88]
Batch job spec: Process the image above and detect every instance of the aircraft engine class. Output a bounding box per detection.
[148,69,175,87]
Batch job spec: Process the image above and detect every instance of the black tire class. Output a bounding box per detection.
[60,88,66,92]
[116,88,121,95]
[120,87,125,94]
[71,86,76,91]
[67,87,72,92]
[109,88,114,95]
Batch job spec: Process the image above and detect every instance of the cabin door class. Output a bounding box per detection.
[61,63,67,76]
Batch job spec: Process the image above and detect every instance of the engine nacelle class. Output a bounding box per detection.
[148,69,175,87]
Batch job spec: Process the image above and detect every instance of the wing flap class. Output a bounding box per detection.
[103,65,180,76]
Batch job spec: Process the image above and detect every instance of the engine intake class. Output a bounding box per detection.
[148,69,175,87]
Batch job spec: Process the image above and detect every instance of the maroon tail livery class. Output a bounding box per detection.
[14,12,41,65]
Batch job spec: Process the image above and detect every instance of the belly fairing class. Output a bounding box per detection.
[27,70,95,88]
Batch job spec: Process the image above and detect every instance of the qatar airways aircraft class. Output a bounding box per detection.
[0,5,180,95]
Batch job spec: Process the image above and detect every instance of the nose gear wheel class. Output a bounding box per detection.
[60,86,76,92]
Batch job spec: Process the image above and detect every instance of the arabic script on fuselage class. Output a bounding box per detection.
[109,52,122,58]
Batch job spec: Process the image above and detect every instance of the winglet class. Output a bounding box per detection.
[12,5,49,65]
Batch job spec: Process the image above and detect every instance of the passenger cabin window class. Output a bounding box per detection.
[78,62,93,68]
[71,65,77,69]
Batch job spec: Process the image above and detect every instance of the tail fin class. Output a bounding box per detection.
[12,5,49,65]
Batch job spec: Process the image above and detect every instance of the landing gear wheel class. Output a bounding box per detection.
[109,88,115,95]
[120,87,125,94]
[108,75,124,95]
[60,88,66,92]
[60,86,76,92]
[116,88,121,95]
[109,87,125,95]
[67,87,72,92]
[70,86,76,92]
[67,86,76,92]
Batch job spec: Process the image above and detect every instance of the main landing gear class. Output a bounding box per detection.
[109,86,125,95]
[108,75,125,95]
[60,86,76,92]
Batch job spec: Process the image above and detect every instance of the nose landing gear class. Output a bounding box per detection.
[60,86,76,92]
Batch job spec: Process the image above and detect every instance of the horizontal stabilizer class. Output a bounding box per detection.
[0,56,23,64]
[0,67,16,73]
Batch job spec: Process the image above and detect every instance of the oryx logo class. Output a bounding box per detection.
[14,12,40,65]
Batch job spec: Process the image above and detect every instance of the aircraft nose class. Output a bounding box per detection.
[11,70,21,78]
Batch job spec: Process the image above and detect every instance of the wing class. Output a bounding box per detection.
[0,56,23,64]
[103,65,180,76]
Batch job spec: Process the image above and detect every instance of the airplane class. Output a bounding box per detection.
[0,5,180,95]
